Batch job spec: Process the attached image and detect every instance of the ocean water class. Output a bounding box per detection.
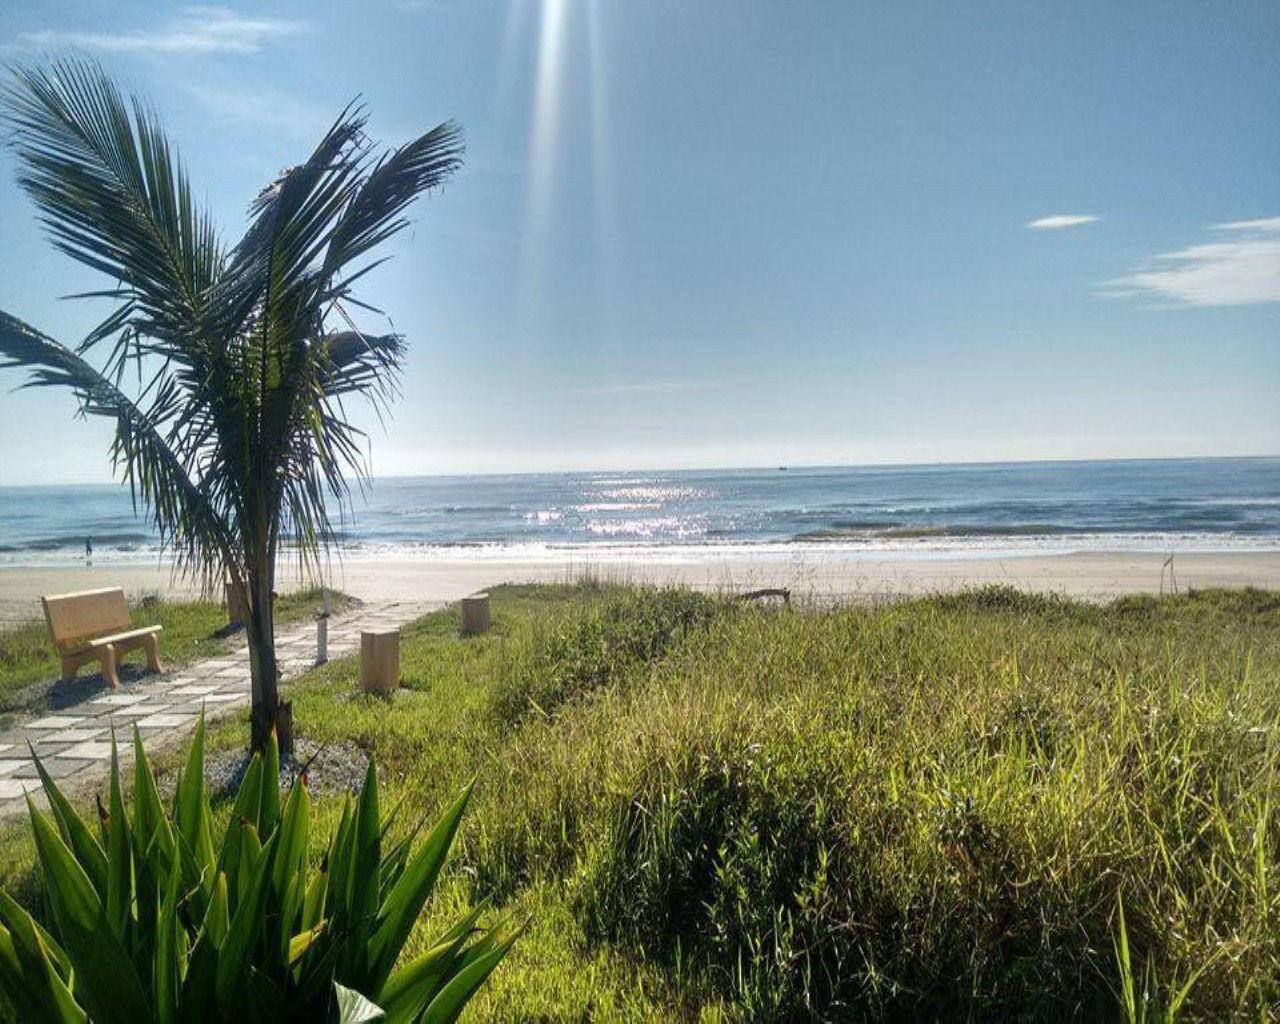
[0,458,1277,567]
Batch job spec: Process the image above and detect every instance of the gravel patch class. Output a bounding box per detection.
[199,737,372,798]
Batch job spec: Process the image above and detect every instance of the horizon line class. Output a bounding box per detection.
[3,450,1277,490]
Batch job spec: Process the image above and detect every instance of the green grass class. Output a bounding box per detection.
[0,587,349,723]
[2,581,1278,1019]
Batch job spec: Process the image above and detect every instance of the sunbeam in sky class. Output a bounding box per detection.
[517,0,570,327]
[0,0,1276,482]
[526,0,567,232]
[585,1,615,251]
[515,0,619,338]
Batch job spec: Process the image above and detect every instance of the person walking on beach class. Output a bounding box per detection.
[85,537,92,566]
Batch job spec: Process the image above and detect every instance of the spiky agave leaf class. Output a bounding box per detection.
[0,730,512,1019]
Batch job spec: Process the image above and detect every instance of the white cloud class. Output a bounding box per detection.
[1214,216,1280,233]
[1106,218,1280,307]
[20,7,306,56]
[1026,214,1099,230]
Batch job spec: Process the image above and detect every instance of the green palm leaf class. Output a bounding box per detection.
[1,57,462,750]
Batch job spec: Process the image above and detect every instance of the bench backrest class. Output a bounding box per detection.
[41,588,132,649]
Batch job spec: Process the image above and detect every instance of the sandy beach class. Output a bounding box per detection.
[3,549,1278,626]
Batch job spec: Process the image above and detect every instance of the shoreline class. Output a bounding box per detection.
[3,549,1279,626]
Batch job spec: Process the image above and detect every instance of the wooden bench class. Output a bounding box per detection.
[41,588,163,690]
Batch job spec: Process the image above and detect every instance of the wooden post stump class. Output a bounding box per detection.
[361,628,400,694]
[461,592,491,636]
[225,582,249,626]
[316,614,329,664]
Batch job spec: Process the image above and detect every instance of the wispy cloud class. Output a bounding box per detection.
[19,7,306,56]
[1105,218,1280,307]
[1026,214,1099,230]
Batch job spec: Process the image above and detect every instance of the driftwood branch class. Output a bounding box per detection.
[738,587,791,606]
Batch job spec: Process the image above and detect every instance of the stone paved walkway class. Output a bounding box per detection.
[0,600,436,818]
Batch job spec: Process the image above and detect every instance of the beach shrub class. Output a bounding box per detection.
[0,718,515,1022]
[490,586,727,723]
[933,583,1093,622]
[471,590,1280,1019]
[2,583,1274,1019]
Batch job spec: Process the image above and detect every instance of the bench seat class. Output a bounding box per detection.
[41,588,164,690]
[84,624,164,650]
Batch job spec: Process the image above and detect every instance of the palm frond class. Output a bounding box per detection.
[0,310,238,589]
[320,120,464,299]
[1,59,224,365]
[320,330,404,401]
[211,109,455,570]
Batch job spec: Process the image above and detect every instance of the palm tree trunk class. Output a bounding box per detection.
[247,571,277,752]
[246,545,292,753]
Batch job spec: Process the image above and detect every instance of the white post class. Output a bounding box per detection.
[316,586,330,664]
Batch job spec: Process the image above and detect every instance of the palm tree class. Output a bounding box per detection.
[0,60,462,751]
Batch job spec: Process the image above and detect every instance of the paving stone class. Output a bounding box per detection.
[198,693,246,704]
[0,760,28,777]
[34,728,105,745]
[70,704,116,720]
[0,779,40,799]
[28,715,87,730]
[169,684,221,696]
[15,757,92,779]
[59,741,115,761]
[162,698,211,714]
[135,713,198,729]
[103,703,173,719]
[0,744,12,755]
[90,693,150,707]
[26,742,75,757]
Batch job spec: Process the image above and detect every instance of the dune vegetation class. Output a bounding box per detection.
[1,581,1278,1019]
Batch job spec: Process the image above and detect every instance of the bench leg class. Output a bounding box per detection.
[59,657,78,684]
[99,644,120,690]
[144,634,163,675]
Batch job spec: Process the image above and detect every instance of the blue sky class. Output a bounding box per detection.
[0,0,1277,484]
